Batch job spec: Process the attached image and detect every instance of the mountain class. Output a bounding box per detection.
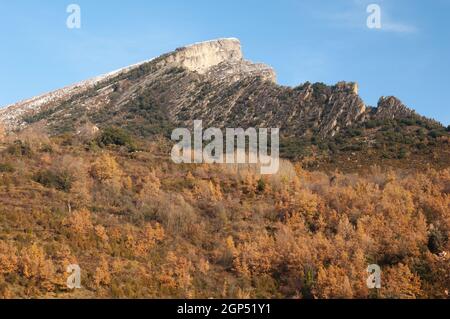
[1,38,449,170]
[0,39,449,299]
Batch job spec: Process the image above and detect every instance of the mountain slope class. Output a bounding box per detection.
[0,39,449,299]
[0,38,448,170]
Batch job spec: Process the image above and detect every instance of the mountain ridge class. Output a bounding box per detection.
[0,38,448,171]
[0,38,428,133]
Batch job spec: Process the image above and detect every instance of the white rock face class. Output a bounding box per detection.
[158,38,243,74]
[156,38,276,82]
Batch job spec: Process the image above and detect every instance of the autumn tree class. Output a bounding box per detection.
[20,244,55,292]
[380,264,423,299]
[0,241,18,275]
[90,153,121,182]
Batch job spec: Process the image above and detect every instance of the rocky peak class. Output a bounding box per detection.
[157,38,243,74]
[374,96,415,119]
[335,81,359,95]
[156,38,276,83]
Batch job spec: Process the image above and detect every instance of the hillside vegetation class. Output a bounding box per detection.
[0,127,448,298]
[1,39,449,299]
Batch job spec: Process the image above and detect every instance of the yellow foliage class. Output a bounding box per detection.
[132,223,165,257]
[90,154,121,181]
[20,244,55,291]
[158,252,193,296]
[0,241,18,274]
[381,264,423,299]
[0,127,448,299]
[314,265,354,299]
[94,257,111,289]
[94,225,109,242]
[64,209,93,237]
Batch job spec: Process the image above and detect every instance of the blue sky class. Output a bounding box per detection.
[0,0,449,125]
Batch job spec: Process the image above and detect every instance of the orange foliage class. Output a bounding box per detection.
[0,132,448,299]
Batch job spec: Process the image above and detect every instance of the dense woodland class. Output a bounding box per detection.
[0,124,448,299]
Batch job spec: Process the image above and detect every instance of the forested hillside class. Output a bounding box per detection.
[0,128,448,298]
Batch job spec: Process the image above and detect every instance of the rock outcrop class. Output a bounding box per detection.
[374,96,415,120]
[154,38,276,82]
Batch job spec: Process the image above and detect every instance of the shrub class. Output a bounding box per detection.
[39,144,54,153]
[400,118,417,126]
[365,120,378,129]
[257,178,266,193]
[6,140,33,157]
[96,127,137,151]
[429,130,444,139]
[398,148,408,159]
[346,128,363,137]
[33,169,74,192]
[312,82,328,93]
[428,229,445,254]
[0,163,14,173]
[342,144,363,152]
